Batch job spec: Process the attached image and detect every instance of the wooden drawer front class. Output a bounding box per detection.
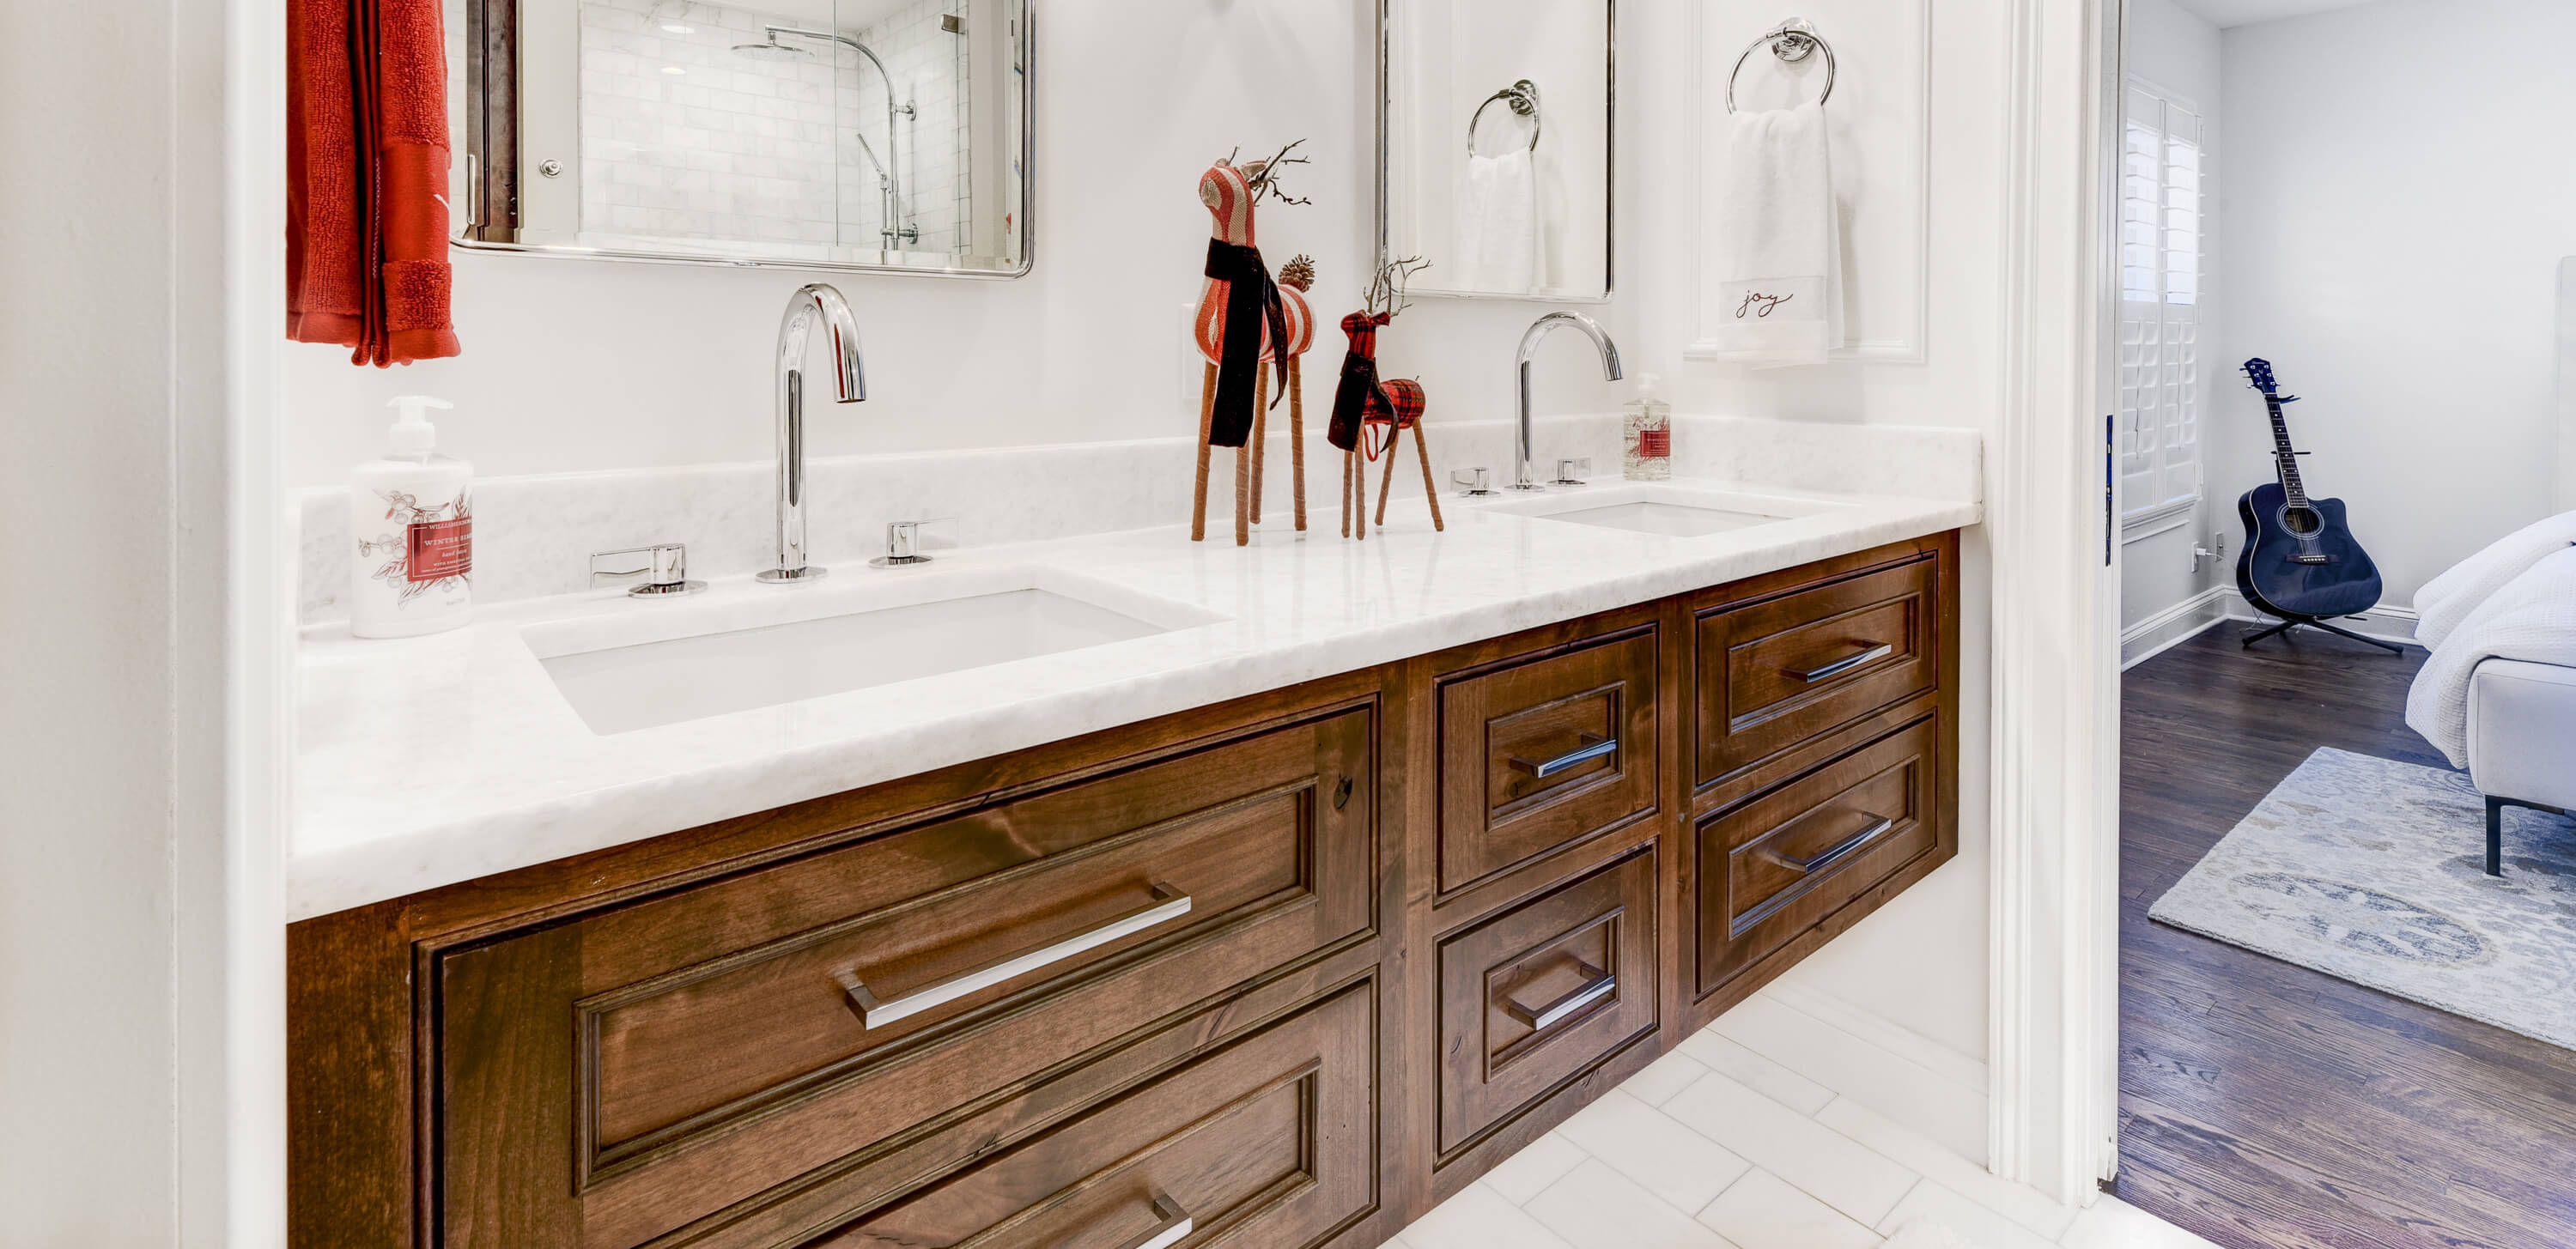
[437,709,1373,1249]
[815,985,1376,1249]
[1438,628,1659,893]
[1696,556,1937,786]
[1437,847,1658,1155]
[1695,717,1938,997]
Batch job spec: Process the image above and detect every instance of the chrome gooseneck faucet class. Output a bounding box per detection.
[760,284,866,584]
[1514,312,1624,490]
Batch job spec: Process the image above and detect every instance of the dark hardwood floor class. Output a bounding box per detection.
[2113,626,2576,1249]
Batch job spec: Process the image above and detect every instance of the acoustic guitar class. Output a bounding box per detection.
[2233,358,2394,651]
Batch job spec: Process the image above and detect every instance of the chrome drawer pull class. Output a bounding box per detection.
[838,882,1192,1030]
[1504,959,1617,1031]
[1793,642,1894,683]
[1510,733,1618,779]
[1764,815,1896,876]
[1121,1194,1193,1249]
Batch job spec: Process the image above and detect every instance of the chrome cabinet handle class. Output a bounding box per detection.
[1121,1195,1194,1249]
[1763,815,1896,876]
[1793,642,1894,683]
[838,883,1192,1030]
[1505,959,1617,1031]
[1510,733,1618,779]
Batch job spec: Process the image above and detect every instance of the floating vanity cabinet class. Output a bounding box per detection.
[289,533,1959,1249]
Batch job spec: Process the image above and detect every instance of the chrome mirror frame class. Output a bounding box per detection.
[1373,0,1615,304]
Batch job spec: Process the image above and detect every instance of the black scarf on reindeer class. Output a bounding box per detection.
[1328,311,1393,452]
[1203,239,1291,447]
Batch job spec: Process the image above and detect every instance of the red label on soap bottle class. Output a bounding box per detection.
[407,517,473,582]
[1636,429,1670,458]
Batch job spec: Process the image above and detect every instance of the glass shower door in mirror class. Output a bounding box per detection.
[1378,0,1612,300]
[451,0,1030,275]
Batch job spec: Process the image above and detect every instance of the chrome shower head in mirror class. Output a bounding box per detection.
[730,37,812,60]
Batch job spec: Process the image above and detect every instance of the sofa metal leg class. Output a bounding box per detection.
[2487,796,2506,876]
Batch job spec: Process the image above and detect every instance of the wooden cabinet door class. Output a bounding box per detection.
[436,708,1374,1249]
[1693,717,1941,999]
[1436,847,1659,1156]
[814,985,1376,1249]
[1695,555,1940,788]
[1437,627,1660,894]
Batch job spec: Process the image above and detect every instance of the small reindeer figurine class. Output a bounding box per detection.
[1190,142,1309,544]
[1328,257,1434,539]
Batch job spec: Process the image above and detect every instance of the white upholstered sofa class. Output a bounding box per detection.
[2405,514,2576,875]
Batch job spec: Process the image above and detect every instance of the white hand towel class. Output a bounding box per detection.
[2413,509,2576,649]
[2406,544,2576,767]
[1711,101,1843,367]
[1456,149,1541,294]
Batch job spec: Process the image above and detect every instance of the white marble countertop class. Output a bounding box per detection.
[291,476,1981,919]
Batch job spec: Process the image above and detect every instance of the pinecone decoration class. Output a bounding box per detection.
[1279,254,1316,293]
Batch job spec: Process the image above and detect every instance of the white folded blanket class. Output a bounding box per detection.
[2407,544,2576,767]
[1710,101,1844,367]
[2412,510,2576,648]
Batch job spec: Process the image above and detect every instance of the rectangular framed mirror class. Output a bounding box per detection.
[1376,0,1613,302]
[450,0,1031,276]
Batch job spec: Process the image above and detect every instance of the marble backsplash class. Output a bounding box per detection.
[295,413,1981,627]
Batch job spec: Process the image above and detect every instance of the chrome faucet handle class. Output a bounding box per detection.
[871,518,951,568]
[1552,458,1593,487]
[1451,467,1498,497]
[591,543,706,597]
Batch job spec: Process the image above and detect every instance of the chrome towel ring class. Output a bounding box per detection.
[1726,18,1836,114]
[1468,79,1542,155]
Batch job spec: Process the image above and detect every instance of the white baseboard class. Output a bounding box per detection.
[2221,589,2422,648]
[1716,981,1991,1163]
[2121,586,2230,670]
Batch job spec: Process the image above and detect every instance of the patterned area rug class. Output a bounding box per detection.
[2148,747,2576,1051]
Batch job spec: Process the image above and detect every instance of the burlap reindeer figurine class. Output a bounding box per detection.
[1189,142,1309,544]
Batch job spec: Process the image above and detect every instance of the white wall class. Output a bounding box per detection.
[2,0,276,1242]
[2216,0,2576,606]
[2120,0,2229,634]
[283,0,2020,1125]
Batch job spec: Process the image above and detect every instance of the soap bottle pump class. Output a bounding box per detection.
[349,395,475,638]
[1623,373,1672,481]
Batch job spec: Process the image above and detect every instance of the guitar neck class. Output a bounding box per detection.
[2261,393,2309,506]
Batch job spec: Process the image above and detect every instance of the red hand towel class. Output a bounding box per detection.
[289,0,461,367]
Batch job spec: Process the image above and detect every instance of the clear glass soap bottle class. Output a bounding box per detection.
[1623,373,1672,481]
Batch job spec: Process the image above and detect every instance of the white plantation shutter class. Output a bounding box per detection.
[2118,82,2204,528]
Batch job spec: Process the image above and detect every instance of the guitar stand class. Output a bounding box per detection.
[2240,615,2404,655]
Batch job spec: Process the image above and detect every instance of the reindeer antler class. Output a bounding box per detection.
[1365,255,1432,319]
[1222,138,1315,208]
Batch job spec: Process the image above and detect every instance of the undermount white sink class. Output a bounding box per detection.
[1482,482,1834,537]
[526,568,1221,735]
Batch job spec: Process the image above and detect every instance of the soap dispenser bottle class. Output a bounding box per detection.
[349,395,474,638]
[1623,373,1672,481]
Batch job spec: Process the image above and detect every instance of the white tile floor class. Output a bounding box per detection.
[1385,1042,2222,1249]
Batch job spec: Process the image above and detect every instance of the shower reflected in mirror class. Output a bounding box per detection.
[451,0,1031,276]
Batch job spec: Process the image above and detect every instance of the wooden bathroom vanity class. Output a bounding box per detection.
[289,531,1959,1248]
